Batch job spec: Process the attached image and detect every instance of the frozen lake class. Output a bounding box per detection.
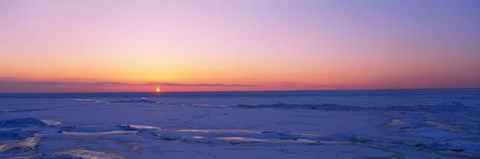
[1,89,479,158]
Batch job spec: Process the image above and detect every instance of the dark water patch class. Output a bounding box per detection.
[0,129,36,140]
[110,99,156,104]
[0,109,48,114]
[235,102,469,112]
[413,142,464,152]
[373,102,468,112]
[0,118,47,128]
[40,154,84,159]
[236,103,357,111]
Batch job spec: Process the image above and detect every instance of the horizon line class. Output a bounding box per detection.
[1,87,479,94]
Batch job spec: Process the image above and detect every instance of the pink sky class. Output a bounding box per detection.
[1,0,479,92]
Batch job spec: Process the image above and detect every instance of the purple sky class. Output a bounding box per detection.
[1,0,479,92]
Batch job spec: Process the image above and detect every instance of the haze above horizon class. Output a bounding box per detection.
[1,0,479,92]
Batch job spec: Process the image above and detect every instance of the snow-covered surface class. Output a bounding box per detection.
[0,89,479,158]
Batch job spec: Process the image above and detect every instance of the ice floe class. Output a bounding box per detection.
[119,124,161,131]
[51,149,127,159]
[40,120,62,126]
[0,134,41,154]
[61,130,138,136]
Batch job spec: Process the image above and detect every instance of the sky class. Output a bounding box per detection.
[1,0,480,92]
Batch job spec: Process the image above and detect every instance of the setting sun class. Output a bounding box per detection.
[0,1,479,158]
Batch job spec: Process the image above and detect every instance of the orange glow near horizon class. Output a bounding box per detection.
[1,1,480,92]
